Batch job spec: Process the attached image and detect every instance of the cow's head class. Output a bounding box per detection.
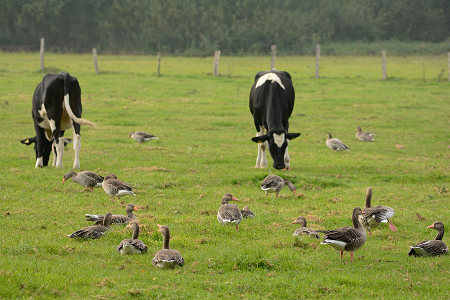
[20,136,53,167]
[251,131,300,169]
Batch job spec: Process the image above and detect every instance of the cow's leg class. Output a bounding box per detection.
[72,121,81,169]
[33,120,47,168]
[255,127,268,168]
[284,141,290,170]
[48,118,64,168]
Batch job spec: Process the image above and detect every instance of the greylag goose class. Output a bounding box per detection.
[358,187,397,235]
[129,131,158,143]
[85,203,139,225]
[409,222,448,256]
[241,205,255,218]
[68,213,112,239]
[319,207,367,262]
[62,171,104,191]
[326,133,349,151]
[102,174,136,199]
[217,193,242,230]
[355,126,375,142]
[261,175,296,198]
[292,216,320,239]
[152,224,185,268]
[117,222,148,255]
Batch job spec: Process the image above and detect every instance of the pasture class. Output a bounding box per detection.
[0,52,448,298]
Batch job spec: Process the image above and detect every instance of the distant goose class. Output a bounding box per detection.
[129,131,158,143]
[62,171,104,191]
[152,224,185,268]
[409,221,448,256]
[319,207,367,262]
[358,187,397,235]
[326,133,349,151]
[85,203,139,225]
[68,213,112,239]
[261,175,296,198]
[102,174,136,199]
[355,126,375,142]
[117,222,148,255]
[217,193,242,230]
[241,205,255,218]
[292,216,320,239]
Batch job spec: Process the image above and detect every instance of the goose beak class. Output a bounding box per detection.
[156,224,161,229]
[291,220,296,224]
[427,224,434,229]
[133,207,139,211]
[62,178,66,184]
[231,196,239,201]
[361,210,365,214]
[126,224,131,229]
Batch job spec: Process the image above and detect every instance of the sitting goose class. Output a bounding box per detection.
[217,193,242,230]
[409,221,448,256]
[117,222,148,255]
[62,171,104,191]
[326,133,349,151]
[319,207,367,262]
[102,174,136,199]
[358,187,397,235]
[261,175,296,198]
[292,216,320,239]
[85,203,139,225]
[355,126,375,142]
[241,205,255,218]
[129,131,158,143]
[152,224,185,268]
[68,213,112,239]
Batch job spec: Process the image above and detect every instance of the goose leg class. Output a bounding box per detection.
[340,251,343,260]
[350,252,354,262]
[235,224,239,231]
[388,219,397,231]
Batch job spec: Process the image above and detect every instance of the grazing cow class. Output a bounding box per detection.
[249,70,300,169]
[31,72,95,168]
[20,136,72,167]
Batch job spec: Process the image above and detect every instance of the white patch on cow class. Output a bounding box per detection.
[52,142,57,167]
[284,141,290,169]
[72,133,81,169]
[255,126,268,168]
[255,73,285,90]
[35,156,43,168]
[273,133,285,148]
[38,105,51,129]
[55,140,64,168]
[60,102,71,130]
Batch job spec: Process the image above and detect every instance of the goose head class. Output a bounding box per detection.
[221,193,239,204]
[292,216,307,227]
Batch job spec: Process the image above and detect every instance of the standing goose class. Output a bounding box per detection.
[129,131,158,143]
[152,224,185,268]
[62,171,104,191]
[261,175,296,198]
[102,174,136,199]
[409,222,448,256]
[241,205,255,218]
[68,213,112,239]
[358,187,397,235]
[355,126,375,142]
[319,207,367,262]
[85,203,139,225]
[117,222,148,255]
[292,216,320,239]
[326,133,349,151]
[217,193,242,230]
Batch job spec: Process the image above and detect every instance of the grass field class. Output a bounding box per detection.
[0,52,449,299]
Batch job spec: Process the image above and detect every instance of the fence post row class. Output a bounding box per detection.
[40,38,45,70]
[214,50,221,77]
[271,45,276,70]
[157,52,161,77]
[92,48,99,74]
[315,44,320,79]
[448,52,450,82]
[382,50,387,80]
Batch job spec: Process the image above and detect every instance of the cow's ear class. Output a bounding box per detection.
[251,134,269,143]
[20,137,36,145]
[286,132,301,140]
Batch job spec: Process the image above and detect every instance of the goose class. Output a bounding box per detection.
[85,203,139,225]
[241,205,255,218]
[409,221,448,256]
[319,207,367,262]
[292,216,320,239]
[355,126,375,142]
[117,222,148,255]
[358,187,397,235]
[261,175,296,198]
[62,171,104,191]
[326,133,349,151]
[129,131,158,143]
[68,213,112,239]
[102,174,136,199]
[217,193,242,230]
[152,224,185,268]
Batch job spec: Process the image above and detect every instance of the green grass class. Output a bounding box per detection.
[0,52,449,299]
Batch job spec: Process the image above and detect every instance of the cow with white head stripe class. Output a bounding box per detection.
[249,70,300,170]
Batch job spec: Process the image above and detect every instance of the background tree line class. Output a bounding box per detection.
[1,0,449,55]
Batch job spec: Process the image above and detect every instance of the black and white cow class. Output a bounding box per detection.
[31,72,95,168]
[20,136,72,167]
[249,70,300,170]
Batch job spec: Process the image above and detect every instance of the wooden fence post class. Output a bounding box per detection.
[448,52,450,81]
[40,38,45,70]
[382,50,387,80]
[315,44,320,79]
[271,45,276,69]
[157,52,161,76]
[214,50,221,77]
[92,48,99,74]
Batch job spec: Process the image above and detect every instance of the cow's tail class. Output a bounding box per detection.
[63,73,96,128]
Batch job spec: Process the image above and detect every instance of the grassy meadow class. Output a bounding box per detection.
[0,52,449,298]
